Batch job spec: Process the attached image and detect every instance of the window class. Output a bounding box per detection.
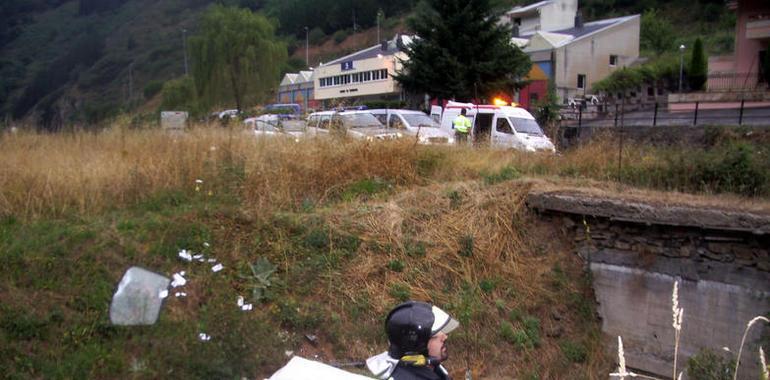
[364,71,371,81]
[577,74,586,90]
[334,76,340,85]
[381,69,388,79]
[373,114,387,125]
[530,93,539,102]
[389,116,406,130]
[514,17,522,26]
[319,116,331,130]
[610,55,618,66]
[496,117,513,134]
[647,86,654,96]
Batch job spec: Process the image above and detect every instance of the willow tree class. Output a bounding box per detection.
[190,5,287,112]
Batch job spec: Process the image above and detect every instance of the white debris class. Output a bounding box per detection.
[285,351,294,357]
[203,242,210,248]
[171,272,187,288]
[198,257,206,262]
[211,263,224,273]
[175,292,187,297]
[237,296,245,307]
[193,254,203,260]
[158,290,169,299]
[180,271,186,276]
[198,333,211,342]
[241,304,253,311]
[178,249,193,262]
[195,179,204,184]
[207,258,217,263]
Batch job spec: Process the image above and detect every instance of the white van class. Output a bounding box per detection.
[369,109,455,145]
[431,101,555,152]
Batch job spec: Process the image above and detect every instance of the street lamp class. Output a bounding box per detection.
[678,44,685,93]
[304,27,309,68]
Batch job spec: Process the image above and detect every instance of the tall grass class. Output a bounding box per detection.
[1,127,768,219]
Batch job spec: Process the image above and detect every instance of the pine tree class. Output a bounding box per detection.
[394,0,531,102]
[688,37,707,91]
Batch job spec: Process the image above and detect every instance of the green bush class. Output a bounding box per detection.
[688,38,707,91]
[458,234,474,257]
[389,283,411,301]
[143,80,163,99]
[686,349,734,380]
[333,29,350,44]
[483,165,520,185]
[560,340,587,363]
[387,259,405,272]
[308,27,325,45]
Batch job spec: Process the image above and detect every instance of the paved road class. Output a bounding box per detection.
[562,106,770,127]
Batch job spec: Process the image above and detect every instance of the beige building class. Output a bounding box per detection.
[513,12,640,105]
[313,36,412,107]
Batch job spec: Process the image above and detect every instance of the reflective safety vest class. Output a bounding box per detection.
[453,115,471,133]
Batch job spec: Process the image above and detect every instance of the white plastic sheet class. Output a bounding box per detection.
[267,356,374,380]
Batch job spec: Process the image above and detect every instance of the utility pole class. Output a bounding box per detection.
[304,26,309,68]
[352,7,357,33]
[377,9,383,43]
[182,29,189,76]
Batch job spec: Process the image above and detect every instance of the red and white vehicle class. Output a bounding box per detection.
[431,101,555,152]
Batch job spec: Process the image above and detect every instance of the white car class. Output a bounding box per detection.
[245,116,307,140]
[369,109,455,145]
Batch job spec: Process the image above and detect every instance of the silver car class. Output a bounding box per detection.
[369,109,455,145]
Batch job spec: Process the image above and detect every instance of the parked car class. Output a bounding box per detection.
[244,115,307,140]
[431,101,555,152]
[307,111,400,141]
[369,109,455,145]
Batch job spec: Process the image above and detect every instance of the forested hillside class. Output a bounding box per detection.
[0,0,735,128]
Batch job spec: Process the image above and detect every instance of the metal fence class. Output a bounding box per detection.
[559,99,770,128]
[707,72,768,92]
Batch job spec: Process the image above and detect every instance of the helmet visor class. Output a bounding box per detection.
[431,306,459,335]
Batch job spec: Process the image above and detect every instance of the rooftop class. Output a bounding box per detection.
[322,35,414,66]
[521,14,639,51]
[506,0,553,16]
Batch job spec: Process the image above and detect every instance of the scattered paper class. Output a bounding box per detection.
[203,242,210,248]
[284,351,294,357]
[193,254,203,260]
[241,304,253,311]
[178,249,192,262]
[195,179,204,184]
[207,258,217,263]
[158,290,169,299]
[198,333,211,342]
[211,263,224,273]
[171,272,187,288]
[237,296,244,307]
[175,292,187,298]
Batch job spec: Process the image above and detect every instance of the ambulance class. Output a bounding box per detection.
[431,101,555,152]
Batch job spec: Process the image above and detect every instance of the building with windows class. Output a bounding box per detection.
[313,35,413,108]
[503,0,640,108]
[277,70,317,112]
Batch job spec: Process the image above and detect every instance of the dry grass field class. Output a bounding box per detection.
[0,126,768,379]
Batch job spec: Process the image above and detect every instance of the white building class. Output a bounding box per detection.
[502,0,579,35]
[313,35,413,107]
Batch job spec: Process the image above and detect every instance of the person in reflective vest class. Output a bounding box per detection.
[452,109,471,144]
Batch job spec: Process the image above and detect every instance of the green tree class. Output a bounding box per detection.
[394,0,531,102]
[190,5,287,112]
[641,9,675,55]
[688,37,707,91]
[160,77,200,114]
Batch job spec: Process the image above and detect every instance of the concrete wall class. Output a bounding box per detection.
[571,216,769,379]
[554,16,640,100]
[539,0,578,32]
[313,52,406,102]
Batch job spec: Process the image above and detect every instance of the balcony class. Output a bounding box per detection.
[746,17,770,39]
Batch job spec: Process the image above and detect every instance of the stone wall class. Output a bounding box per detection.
[528,192,770,379]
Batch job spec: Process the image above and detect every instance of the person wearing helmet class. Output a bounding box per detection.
[366,301,460,380]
